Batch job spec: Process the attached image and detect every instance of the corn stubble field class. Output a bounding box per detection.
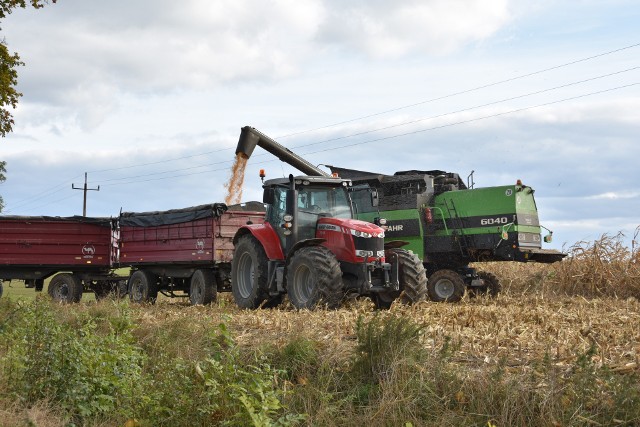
[1,232,639,426]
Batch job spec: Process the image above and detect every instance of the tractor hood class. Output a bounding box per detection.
[318,217,385,238]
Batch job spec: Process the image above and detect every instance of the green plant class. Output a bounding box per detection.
[0,297,144,423]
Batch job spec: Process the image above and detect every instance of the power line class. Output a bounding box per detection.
[4,174,83,212]
[298,83,639,156]
[97,82,638,188]
[65,42,640,179]
[9,43,639,205]
[87,146,233,174]
[276,42,640,139]
[87,67,640,185]
[289,67,639,150]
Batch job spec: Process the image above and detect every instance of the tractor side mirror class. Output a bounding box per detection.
[370,190,379,208]
[263,188,275,205]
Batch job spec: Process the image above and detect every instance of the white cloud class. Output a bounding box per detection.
[587,191,640,200]
[318,0,511,57]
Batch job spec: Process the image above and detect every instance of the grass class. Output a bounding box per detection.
[1,232,639,425]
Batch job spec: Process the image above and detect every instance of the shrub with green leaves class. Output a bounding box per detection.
[0,297,144,422]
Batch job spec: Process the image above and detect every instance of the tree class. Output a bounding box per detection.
[0,160,5,212]
[1,0,56,137]
[0,1,56,212]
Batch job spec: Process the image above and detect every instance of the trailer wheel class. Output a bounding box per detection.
[373,248,427,309]
[48,273,83,303]
[128,270,158,304]
[287,246,343,310]
[232,235,269,309]
[470,271,502,298]
[190,269,217,305]
[427,269,465,302]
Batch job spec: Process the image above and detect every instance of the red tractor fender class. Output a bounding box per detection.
[285,238,326,260]
[233,223,285,261]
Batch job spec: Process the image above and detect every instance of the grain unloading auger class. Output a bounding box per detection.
[230,126,428,309]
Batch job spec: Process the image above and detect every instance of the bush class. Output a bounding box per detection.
[0,297,144,423]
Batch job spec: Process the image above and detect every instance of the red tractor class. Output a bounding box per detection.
[230,126,427,309]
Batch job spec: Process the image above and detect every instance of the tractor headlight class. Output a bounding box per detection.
[350,229,373,238]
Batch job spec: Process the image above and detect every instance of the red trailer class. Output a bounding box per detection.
[119,202,265,304]
[0,215,125,302]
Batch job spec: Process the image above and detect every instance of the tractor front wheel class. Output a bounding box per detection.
[427,269,465,302]
[373,248,427,309]
[287,246,342,310]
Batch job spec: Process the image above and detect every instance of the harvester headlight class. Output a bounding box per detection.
[283,229,292,236]
[283,214,293,222]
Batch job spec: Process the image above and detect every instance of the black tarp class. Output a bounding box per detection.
[0,215,113,227]
[119,203,228,227]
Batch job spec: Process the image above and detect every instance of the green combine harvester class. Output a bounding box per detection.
[328,166,566,302]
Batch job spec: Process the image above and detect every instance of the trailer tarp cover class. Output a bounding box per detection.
[120,203,228,227]
[0,215,112,226]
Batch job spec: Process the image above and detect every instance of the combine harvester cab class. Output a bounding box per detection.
[329,166,566,302]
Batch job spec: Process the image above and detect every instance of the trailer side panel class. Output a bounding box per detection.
[0,216,114,270]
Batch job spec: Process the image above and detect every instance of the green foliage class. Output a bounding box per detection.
[136,322,303,427]
[0,159,4,212]
[0,297,144,423]
[0,0,55,19]
[352,314,425,383]
[2,301,639,426]
[0,0,56,138]
[267,336,320,382]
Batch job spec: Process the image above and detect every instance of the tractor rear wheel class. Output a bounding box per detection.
[128,270,158,304]
[470,271,502,298]
[373,248,427,309]
[286,246,342,309]
[427,269,465,302]
[231,235,269,309]
[48,273,83,303]
[190,269,217,305]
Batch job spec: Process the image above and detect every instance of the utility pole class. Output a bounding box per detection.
[72,172,100,216]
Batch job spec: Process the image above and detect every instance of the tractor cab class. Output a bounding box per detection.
[262,175,355,249]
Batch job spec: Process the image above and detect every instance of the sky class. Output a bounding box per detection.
[1,0,639,251]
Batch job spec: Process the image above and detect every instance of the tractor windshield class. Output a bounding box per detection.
[297,186,352,219]
[267,184,354,245]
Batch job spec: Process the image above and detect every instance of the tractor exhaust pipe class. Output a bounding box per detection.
[236,126,330,177]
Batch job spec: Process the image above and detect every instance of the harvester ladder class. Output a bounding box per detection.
[444,199,472,256]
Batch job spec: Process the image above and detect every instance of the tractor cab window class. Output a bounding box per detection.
[266,187,288,247]
[267,185,354,246]
[297,186,352,241]
[297,186,352,218]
